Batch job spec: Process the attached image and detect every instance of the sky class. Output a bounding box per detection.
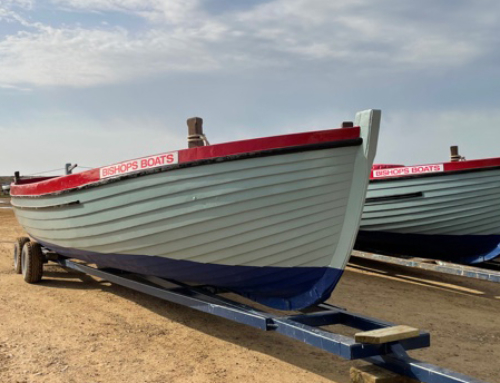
[0,0,499,176]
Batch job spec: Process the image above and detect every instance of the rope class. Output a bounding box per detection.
[19,165,95,178]
[187,134,210,146]
[24,168,65,177]
[200,133,210,146]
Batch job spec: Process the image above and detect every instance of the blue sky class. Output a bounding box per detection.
[1,0,499,175]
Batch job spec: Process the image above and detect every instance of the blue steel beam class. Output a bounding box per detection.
[366,344,488,383]
[351,251,500,283]
[56,259,273,330]
[53,258,489,383]
[271,317,430,360]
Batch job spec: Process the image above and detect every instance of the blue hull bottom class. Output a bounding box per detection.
[355,231,500,264]
[36,239,343,311]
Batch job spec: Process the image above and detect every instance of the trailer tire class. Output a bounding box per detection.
[13,236,30,274]
[21,241,44,284]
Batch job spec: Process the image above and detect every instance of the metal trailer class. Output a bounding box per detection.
[14,238,489,383]
[351,250,500,284]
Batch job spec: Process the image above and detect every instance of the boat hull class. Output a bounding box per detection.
[357,165,500,264]
[356,231,500,264]
[34,237,344,309]
[11,109,381,310]
[16,148,352,310]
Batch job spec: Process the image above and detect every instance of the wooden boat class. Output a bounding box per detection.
[10,109,380,310]
[356,153,500,264]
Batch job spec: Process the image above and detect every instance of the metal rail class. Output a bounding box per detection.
[53,257,488,383]
[351,251,500,283]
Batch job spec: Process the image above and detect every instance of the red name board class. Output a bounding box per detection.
[100,152,178,179]
[372,164,444,179]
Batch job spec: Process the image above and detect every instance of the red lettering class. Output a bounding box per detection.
[102,152,177,179]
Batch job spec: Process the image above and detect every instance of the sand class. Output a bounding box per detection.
[1,208,499,383]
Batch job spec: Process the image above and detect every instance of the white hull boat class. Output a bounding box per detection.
[357,157,500,264]
[10,109,381,310]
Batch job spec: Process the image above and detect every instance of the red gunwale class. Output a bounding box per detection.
[11,127,361,197]
[370,157,500,180]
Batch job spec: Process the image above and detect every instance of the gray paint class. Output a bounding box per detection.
[361,168,500,235]
[13,109,381,270]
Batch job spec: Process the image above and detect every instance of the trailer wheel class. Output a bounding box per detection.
[21,241,44,284]
[13,237,30,274]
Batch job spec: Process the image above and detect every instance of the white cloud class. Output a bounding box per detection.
[399,38,479,66]
[0,26,219,87]
[2,0,34,10]
[0,83,32,91]
[52,0,200,24]
[0,0,498,88]
[236,0,487,67]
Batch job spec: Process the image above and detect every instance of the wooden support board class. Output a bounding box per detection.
[351,365,420,383]
[355,325,419,344]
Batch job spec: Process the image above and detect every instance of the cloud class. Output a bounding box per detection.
[0,83,32,91]
[2,0,34,10]
[0,0,232,87]
[235,0,488,67]
[0,25,221,87]
[0,0,498,88]
[52,0,200,24]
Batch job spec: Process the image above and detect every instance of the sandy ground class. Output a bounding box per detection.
[1,208,499,383]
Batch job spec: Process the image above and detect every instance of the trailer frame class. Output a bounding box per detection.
[351,250,500,284]
[32,254,487,383]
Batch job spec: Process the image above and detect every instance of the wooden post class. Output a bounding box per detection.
[450,146,461,162]
[187,117,205,148]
